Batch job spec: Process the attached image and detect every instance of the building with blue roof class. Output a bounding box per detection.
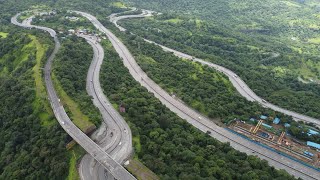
[307,141,320,149]
[273,117,280,124]
[249,118,256,122]
[304,151,314,157]
[260,115,268,120]
[284,123,291,128]
[262,123,272,129]
[307,129,319,136]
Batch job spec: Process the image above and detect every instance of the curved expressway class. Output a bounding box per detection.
[110,9,154,32]
[11,13,135,180]
[78,34,132,180]
[111,11,320,128]
[75,11,320,179]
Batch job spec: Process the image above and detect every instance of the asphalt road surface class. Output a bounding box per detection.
[76,11,320,179]
[111,10,320,128]
[78,34,133,180]
[11,13,135,180]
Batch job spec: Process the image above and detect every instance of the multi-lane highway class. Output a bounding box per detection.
[11,13,135,180]
[78,34,133,180]
[110,9,154,32]
[111,10,320,128]
[76,11,320,179]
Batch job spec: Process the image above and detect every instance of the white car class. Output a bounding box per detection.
[62,121,65,125]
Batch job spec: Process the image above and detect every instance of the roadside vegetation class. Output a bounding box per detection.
[1,0,318,179]
[99,39,296,179]
[67,145,86,180]
[53,36,101,128]
[0,32,8,38]
[120,0,320,119]
[29,35,56,126]
[0,29,69,179]
[0,0,120,178]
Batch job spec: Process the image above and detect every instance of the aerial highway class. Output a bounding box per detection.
[78,34,133,180]
[76,11,320,179]
[110,9,320,128]
[23,13,133,180]
[109,9,154,32]
[11,13,136,180]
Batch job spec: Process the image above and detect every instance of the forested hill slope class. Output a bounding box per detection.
[0,0,122,179]
[121,0,320,119]
[124,0,319,31]
[0,29,70,179]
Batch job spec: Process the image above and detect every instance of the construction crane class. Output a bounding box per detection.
[278,132,285,144]
[252,120,263,134]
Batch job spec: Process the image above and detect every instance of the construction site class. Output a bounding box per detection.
[228,117,320,169]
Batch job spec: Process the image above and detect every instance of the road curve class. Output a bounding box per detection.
[11,13,135,180]
[76,11,320,179]
[112,11,320,128]
[78,34,133,180]
[110,9,153,32]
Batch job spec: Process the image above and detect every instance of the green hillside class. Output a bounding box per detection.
[120,0,320,119]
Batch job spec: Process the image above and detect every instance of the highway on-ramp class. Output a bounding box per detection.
[111,10,320,128]
[11,13,135,180]
[76,11,320,179]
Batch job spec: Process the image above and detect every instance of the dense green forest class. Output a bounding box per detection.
[0,0,124,179]
[111,32,283,122]
[99,40,297,179]
[0,29,69,179]
[30,7,303,178]
[53,36,101,127]
[0,0,318,179]
[119,4,320,119]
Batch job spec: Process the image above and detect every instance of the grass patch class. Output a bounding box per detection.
[0,67,8,76]
[280,1,301,7]
[133,136,141,154]
[309,24,320,30]
[191,73,198,80]
[52,73,94,132]
[165,18,183,23]
[0,32,8,38]
[308,37,320,44]
[139,55,157,64]
[195,19,202,28]
[29,35,56,126]
[13,39,36,68]
[111,2,127,8]
[125,159,159,180]
[191,61,204,73]
[18,12,35,22]
[291,46,302,54]
[67,145,86,180]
